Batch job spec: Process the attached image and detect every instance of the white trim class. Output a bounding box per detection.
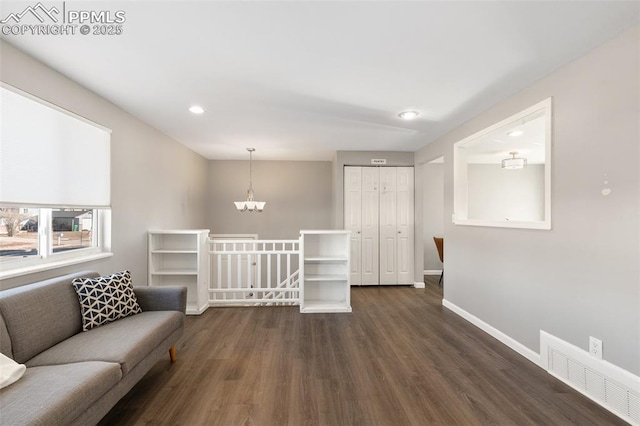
[210,233,258,240]
[0,251,113,281]
[186,302,209,315]
[423,269,442,275]
[0,82,112,132]
[300,305,352,314]
[452,97,552,230]
[413,281,425,288]
[149,229,210,234]
[442,299,541,366]
[453,219,551,230]
[299,229,352,235]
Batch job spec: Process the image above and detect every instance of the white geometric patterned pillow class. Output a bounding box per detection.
[72,270,142,331]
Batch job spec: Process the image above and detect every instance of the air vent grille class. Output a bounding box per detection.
[629,392,640,423]
[585,368,605,400]
[543,333,639,426]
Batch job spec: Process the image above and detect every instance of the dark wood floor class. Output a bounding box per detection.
[100,277,624,425]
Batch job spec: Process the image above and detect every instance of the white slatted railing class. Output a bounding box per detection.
[208,239,300,306]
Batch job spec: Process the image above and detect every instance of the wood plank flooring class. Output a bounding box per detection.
[99,278,625,425]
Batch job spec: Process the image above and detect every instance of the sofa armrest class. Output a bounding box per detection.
[134,286,187,313]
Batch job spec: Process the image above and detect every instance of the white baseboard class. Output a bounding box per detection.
[413,281,425,288]
[423,269,442,275]
[442,299,541,366]
[186,303,208,315]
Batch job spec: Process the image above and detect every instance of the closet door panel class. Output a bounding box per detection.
[361,167,379,285]
[379,168,397,284]
[396,167,414,284]
[380,236,397,284]
[362,236,377,283]
[349,241,362,285]
[344,167,362,285]
[344,168,362,229]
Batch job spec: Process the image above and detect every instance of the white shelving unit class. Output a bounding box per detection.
[148,229,210,315]
[300,230,351,313]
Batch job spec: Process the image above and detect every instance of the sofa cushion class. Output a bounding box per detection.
[26,311,183,375]
[72,270,142,331]
[0,313,12,358]
[0,271,99,364]
[0,361,121,426]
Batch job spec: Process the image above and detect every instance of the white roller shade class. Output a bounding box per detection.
[0,84,111,208]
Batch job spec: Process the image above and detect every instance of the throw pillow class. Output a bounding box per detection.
[0,353,26,389]
[72,270,142,331]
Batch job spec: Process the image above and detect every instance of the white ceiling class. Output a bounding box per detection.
[456,112,546,165]
[461,114,546,165]
[1,1,638,161]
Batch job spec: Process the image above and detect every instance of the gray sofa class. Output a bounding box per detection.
[0,271,187,425]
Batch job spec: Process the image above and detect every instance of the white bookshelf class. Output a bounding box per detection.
[300,230,351,313]
[148,229,210,315]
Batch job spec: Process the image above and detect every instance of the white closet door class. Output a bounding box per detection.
[396,167,414,284]
[361,167,379,285]
[344,166,414,286]
[344,167,362,285]
[379,167,397,284]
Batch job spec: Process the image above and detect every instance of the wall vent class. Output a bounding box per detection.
[542,331,640,425]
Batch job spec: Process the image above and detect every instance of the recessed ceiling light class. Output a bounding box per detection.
[507,129,524,137]
[189,105,205,114]
[398,110,419,120]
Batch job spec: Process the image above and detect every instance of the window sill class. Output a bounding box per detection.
[0,252,113,280]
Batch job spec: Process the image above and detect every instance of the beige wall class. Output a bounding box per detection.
[206,160,332,239]
[414,27,640,374]
[0,40,209,289]
[467,164,545,222]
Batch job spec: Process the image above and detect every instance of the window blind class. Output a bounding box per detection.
[0,84,111,208]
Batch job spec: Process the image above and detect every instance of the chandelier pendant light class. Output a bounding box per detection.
[501,151,527,170]
[234,148,266,212]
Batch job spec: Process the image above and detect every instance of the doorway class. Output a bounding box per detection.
[423,157,444,293]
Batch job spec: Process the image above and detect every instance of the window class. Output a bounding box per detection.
[0,207,38,260]
[0,206,112,278]
[0,83,112,278]
[0,207,102,261]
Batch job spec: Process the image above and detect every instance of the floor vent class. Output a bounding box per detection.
[542,331,640,425]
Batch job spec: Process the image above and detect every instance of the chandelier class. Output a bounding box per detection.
[234,148,266,212]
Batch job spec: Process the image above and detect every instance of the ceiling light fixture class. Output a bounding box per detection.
[507,129,524,137]
[398,110,419,120]
[234,148,266,212]
[189,105,205,114]
[502,151,527,170]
